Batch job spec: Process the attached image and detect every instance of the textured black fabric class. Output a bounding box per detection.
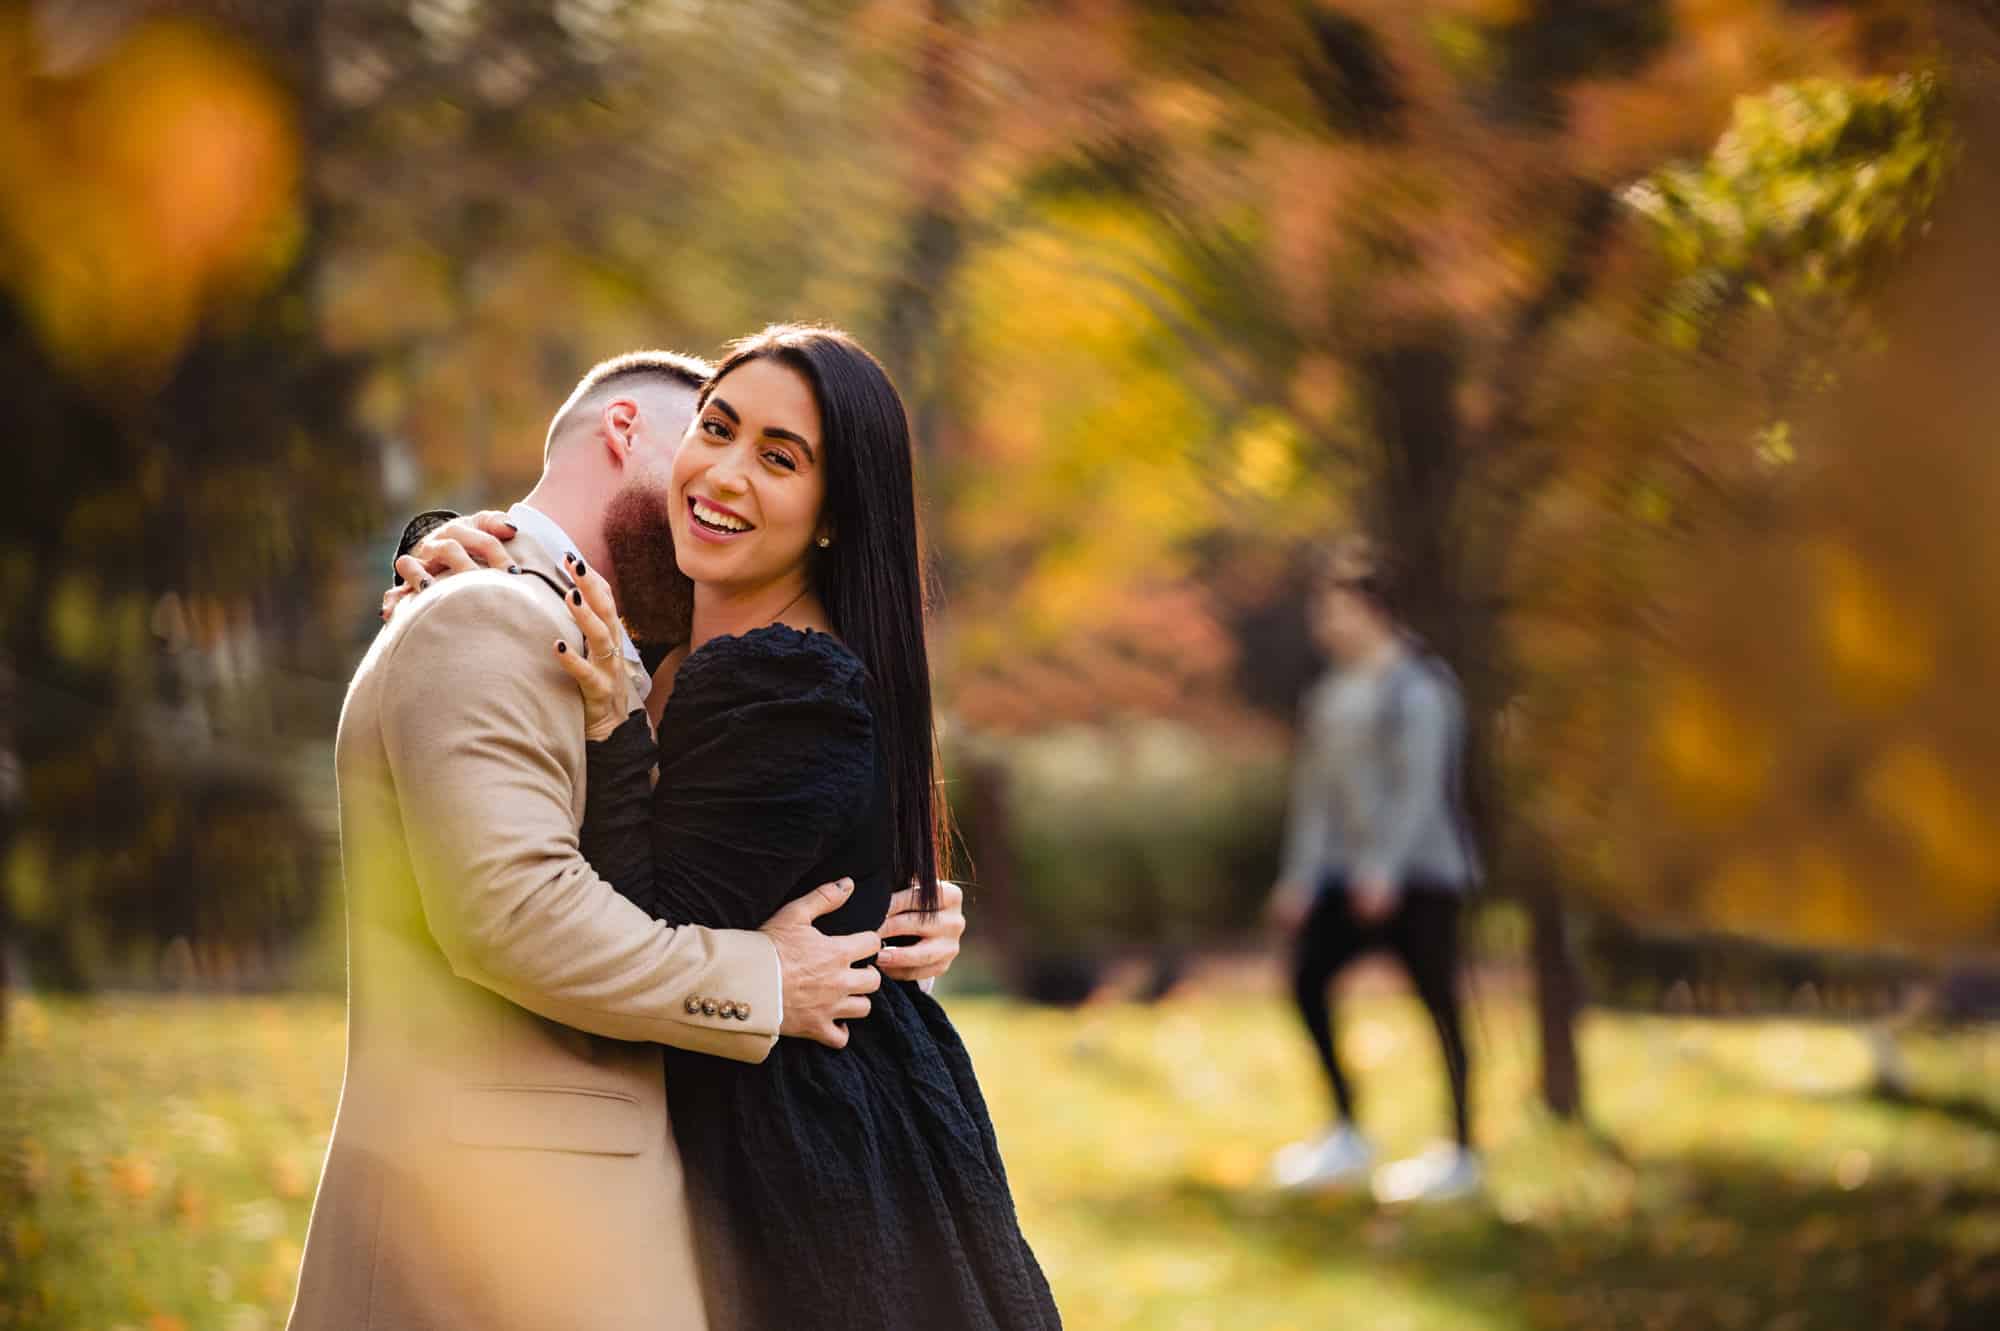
[395,508,460,561]
[580,625,1061,1331]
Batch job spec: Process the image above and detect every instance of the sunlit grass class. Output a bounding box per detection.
[4,989,1997,1330]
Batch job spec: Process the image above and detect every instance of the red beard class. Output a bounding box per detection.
[602,482,694,648]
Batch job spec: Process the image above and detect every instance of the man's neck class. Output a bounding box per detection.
[1342,630,1403,678]
[690,576,825,651]
[518,476,614,588]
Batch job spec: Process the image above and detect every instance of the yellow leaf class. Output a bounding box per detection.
[1811,543,1933,706]
[1654,672,1775,820]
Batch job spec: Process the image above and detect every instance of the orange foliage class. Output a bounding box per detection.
[942,581,1265,737]
[0,15,301,382]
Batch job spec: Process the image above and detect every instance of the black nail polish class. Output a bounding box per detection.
[572,559,587,578]
[556,641,567,654]
[419,578,432,590]
[506,565,520,575]
[571,588,582,605]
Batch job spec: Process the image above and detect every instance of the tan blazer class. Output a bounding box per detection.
[288,532,780,1331]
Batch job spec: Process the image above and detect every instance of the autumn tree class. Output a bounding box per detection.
[1518,6,2000,962]
[0,2,374,1013]
[922,0,1942,1114]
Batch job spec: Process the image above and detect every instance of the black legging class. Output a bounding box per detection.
[1290,878,1471,1147]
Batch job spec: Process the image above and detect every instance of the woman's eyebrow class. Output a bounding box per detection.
[710,397,741,424]
[762,427,815,461]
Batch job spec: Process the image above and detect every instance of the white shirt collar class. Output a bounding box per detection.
[508,501,650,700]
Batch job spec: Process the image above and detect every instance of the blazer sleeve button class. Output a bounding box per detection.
[684,995,703,1016]
[717,1001,739,1019]
[735,1003,751,1021]
[700,999,719,1017]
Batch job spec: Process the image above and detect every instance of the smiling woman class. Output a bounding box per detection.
[546,323,1061,1330]
[667,325,949,922]
[674,355,831,593]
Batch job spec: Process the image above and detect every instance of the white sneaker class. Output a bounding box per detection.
[1272,1125,1374,1192]
[1372,1143,1483,1203]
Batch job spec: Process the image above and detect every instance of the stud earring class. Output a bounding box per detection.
[816,536,832,548]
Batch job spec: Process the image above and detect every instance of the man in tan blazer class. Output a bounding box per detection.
[290,352,963,1330]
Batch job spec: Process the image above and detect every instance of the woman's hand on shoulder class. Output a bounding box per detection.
[553,552,635,741]
[378,510,520,623]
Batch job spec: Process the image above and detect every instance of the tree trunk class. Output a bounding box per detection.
[1360,330,1588,1118]
[956,752,1027,991]
[1529,888,1583,1117]
[1361,335,1466,653]
[875,0,970,452]
[0,651,16,1051]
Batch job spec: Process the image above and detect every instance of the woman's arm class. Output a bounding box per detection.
[578,709,663,911]
[1269,685,1333,931]
[554,561,667,916]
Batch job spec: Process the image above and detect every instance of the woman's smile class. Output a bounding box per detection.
[688,494,755,540]
[671,355,827,586]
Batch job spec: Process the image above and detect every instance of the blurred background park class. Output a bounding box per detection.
[3,0,2000,1327]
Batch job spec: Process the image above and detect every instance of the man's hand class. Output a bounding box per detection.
[1351,870,1399,924]
[380,510,520,623]
[878,878,965,983]
[761,878,881,1049]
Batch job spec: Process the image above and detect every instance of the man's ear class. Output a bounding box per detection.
[600,398,641,467]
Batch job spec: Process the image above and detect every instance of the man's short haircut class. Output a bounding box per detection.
[1315,533,1400,619]
[544,349,717,461]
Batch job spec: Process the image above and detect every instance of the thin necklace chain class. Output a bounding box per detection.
[768,584,812,627]
[696,583,814,648]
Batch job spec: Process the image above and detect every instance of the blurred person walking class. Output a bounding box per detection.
[1266,537,1482,1202]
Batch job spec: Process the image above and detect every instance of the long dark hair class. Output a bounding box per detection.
[699,324,945,912]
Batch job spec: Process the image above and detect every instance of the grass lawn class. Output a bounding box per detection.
[3,987,1998,1330]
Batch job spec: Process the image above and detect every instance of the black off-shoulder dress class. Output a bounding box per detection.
[579,625,1061,1331]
